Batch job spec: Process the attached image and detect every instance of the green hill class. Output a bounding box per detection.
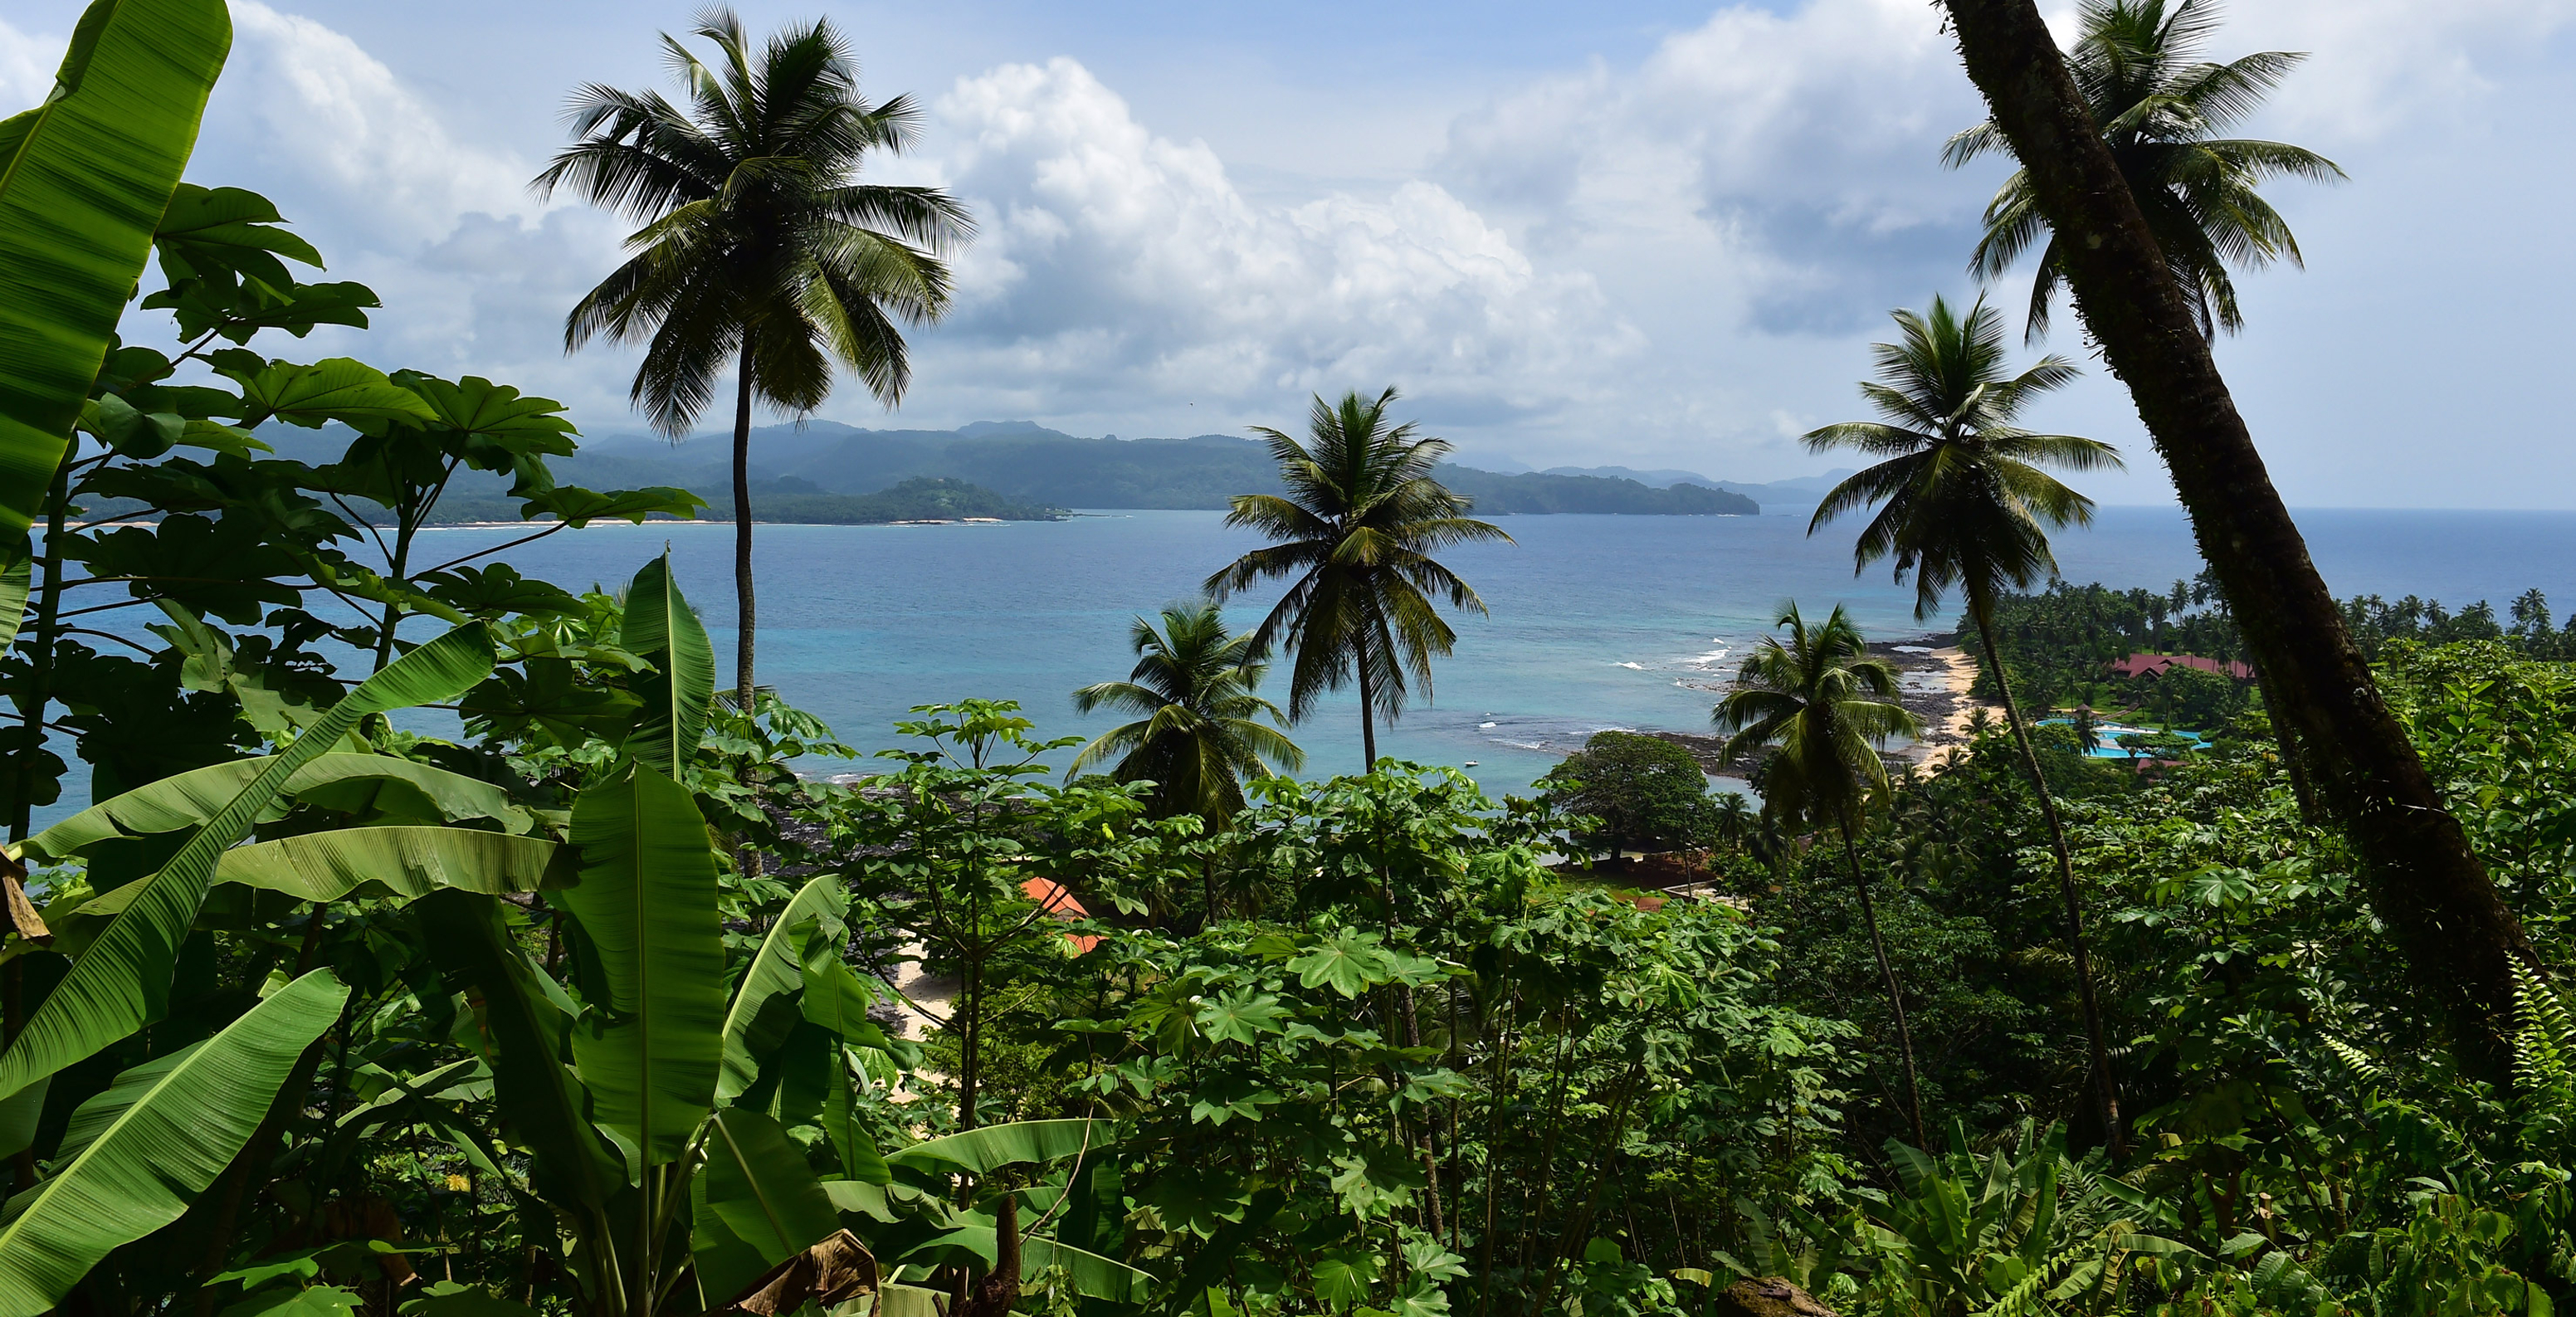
[564,421,1761,515]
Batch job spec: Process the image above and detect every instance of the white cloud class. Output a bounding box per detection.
[907,57,1639,433]
[2226,0,2576,142]
[0,17,55,109]
[1437,0,1986,335]
[207,2,537,250]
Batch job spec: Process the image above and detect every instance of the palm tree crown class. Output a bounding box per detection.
[1069,602,1305,823]
[538,8,971,430]
[1805,295,2123,622]
[1205,388,1511,768]
[1715,602,1922,828]
[1945,0,2344,339]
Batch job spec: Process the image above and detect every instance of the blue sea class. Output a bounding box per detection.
[388,505,2576,798]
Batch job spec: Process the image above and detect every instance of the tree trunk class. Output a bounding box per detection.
[1841,825,1926,1149]
[1355,646,1378,770]
[1969,598,2122,1155]
[11,454,71,841]
[2247,658,2321,827]
[1940,0,2537,1080]
[731,346,758,710]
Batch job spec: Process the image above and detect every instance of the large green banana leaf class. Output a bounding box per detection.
[414,889,621,1214]
[618,554,714,775]
[921,1224,1151,1305]
[72,827,559,916]
[0,1077,43,1161]
[717,876,846,1103]
[0,968,346,1317]
[0,624,491,1105]
[798,940,890,1184]
[562,762,723,1165]
[886,1120,1107,1177]
[20,751,530,862]
[0,0,229,539]
[0,544,27,649]
[694,1107,842,1301]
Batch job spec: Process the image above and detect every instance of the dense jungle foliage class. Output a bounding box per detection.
[4,4,2574,1317]
[1962,577,2576,721]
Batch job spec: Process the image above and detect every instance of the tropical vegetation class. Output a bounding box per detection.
[3,5,2573,1317]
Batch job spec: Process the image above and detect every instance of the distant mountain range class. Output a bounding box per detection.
[553,420,1766,516]
[215,421,1849,523]
[1539,465,1855,506]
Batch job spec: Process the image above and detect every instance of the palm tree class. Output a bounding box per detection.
[1712,792,1758,853]
[1945,0,2343,340]
[1205,388,1511,769]
[1804,293,2128,1151]
[537,9,973,705]
[1715,602,1927,1146]
[1069,601,1305,823]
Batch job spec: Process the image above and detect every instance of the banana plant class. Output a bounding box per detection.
[0,0,231,540]
[0,622,493,1314]
[422,556,1151,1317]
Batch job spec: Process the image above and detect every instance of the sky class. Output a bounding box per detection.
[5,0,2573,506]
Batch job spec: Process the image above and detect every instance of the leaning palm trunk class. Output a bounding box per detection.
[1969,597,2121,1154]
[1940,0,2539,1080]
[1841,819,1927,1149]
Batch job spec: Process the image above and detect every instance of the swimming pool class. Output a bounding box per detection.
[2037,718,2208,759]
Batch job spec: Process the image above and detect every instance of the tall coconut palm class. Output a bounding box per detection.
[1069,601,1306,823]
[1804,293,2129,1151]
[1945,0,2343,340]
[1715,602,1928,1146]
[1205,388,1511,769]
[537,9,973,705]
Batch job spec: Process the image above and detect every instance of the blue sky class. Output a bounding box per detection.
[7,0,2573,505]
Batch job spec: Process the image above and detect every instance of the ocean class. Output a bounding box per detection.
[394,504,2576,798]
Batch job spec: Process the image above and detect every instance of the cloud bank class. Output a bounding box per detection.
[3,0,2573,502]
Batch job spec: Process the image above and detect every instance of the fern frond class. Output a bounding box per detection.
[2510,959,2576,1098]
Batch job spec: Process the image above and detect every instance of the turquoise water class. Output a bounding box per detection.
[404,504,2576,797]
[29,504,2576,825]
[2039,718,2212,759]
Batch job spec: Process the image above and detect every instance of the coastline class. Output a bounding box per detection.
[1642,634,1997,778]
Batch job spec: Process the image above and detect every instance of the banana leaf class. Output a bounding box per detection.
[618,554,713,775]
[71,827,559,916]
[717,876,847,1103]
[414,889,622,1213]
[0,544,27,650]
[561,762,723,1165]
[0,968,347,1317]
[694,1108,842,1300]
[0,623,491,1105]
[0,0,230,540]
[20,751,530,863]
[886,1119,1107,1177]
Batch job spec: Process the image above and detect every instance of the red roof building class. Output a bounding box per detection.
[2107,653,2254,682]
[1019,877,1101,955]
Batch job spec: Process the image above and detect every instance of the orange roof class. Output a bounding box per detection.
[1019,878,1100,955]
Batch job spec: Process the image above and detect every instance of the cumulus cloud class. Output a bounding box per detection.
[1437,0,1982,335]
[207,2,537,250]
[907,58,1639,434]
[0,17,56,108]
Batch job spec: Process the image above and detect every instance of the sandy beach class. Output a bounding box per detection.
[1872,638,2000,763]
